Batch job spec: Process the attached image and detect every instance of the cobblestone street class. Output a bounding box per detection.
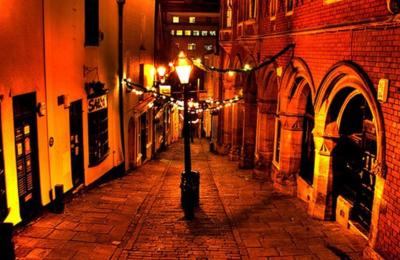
[14,139,367,259]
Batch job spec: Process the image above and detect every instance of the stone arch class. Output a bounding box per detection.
[274,57,316,195]
[311,61,385,245]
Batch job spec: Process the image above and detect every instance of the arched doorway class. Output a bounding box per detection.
[330,91,377,233]
[313,62,386,242]
[128,117,137,169]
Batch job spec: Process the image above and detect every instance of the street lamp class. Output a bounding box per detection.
[175,52,200,219]
[156,66,168,151]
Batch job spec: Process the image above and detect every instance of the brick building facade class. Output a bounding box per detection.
[217,0,400,258]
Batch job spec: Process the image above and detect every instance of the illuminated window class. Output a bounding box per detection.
[270,0,278,21]
[175,42,180,48]
[209,30,217,36]
[286,0,294,15]
[188,43,196,50]
[189,17,196,23]
[173,16,179,23]
[248,0,257,19]
[226,0,232,27]
[184,30,191,36]
[170,30,175,36]
[176,30,183,36]
[204,44,213,51]
[85,0,99,46]
[193,30,200,36]
[201,30,208,36]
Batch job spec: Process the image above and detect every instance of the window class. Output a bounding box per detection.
[88,94,109,166]
[286,0,294,15]
[201,30,208,36]
[189,17,196,23]
[249,0,257,19]
[176,30,183,36]
[85,0,99,46]
[188,43,196,50]
[270,0,278,21]
[170,30,175,36]
[184,30,191,36]
[204,44,213,51]
[273,120,281,164]
[226,0,232,27]
[193,30,200,36]
[173,16,179,23]
[209,30,217,36]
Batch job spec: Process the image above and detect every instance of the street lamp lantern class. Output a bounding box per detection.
[175,51,199,220]
[175,52,192,84]
[157,66,167,78]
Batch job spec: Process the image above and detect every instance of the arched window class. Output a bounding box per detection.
[249,0,257,19]
[226,0,233,27]
[286,0,294,16]
[269,0,278,21]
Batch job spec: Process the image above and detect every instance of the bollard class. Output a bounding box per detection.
[53,184,65,214]
[0,222,15,260]
[180,171,200,219]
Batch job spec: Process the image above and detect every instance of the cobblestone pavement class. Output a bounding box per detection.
[13,139,367,259]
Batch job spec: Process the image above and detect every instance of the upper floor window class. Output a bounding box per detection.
[193,30,200,36]
[189,17,196,23]
[170,30,175,36]
[248,0,257,19]
[173,16,180,23]
[209,30,217,36]
[188,43,196,50]
[269,0,278,21]
[204,44,213,51]
[85,0,99,46]
[201,30,208,36]
[226,0,233,27]
[185,30,191,36]
[286,0,294,16]
[176,30,183,36]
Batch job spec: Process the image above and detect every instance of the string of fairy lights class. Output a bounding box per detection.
[123,78,243,115]
[123,43,295,117]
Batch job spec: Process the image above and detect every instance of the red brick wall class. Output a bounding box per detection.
[220,0,400,258]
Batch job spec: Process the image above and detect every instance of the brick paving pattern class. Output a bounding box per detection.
[13,140,367,259]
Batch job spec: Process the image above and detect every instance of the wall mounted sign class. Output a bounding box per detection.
[159,85,171,96]
[88,94,108,113]
[377,78,389,102]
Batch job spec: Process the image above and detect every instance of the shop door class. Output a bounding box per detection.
[140,113,147,162]
[13,93,40,221]
[69,100,84,187]
[0,109,7,221]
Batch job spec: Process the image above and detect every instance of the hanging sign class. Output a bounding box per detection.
[159,85,171,96]
[88,94,108,113]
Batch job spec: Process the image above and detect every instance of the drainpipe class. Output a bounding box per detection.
[117,0,126,163]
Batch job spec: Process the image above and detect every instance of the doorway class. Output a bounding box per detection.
[140,113,147,163]
[69,100,84,188]
[300,94,315,184]
[128,117,136,169]
[13,93,41,221]
[0,108,7,221]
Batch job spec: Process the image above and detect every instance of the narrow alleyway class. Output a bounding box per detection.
[14,140,367,259]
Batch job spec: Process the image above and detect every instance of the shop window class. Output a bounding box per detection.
[189,17,196,23]
[87,88,109,166]
[201,30,208,36]
[286,0,294,16]
[185,30,191,36]
[193,30,200,36]
[209,30,217,36]
[85,0,99,46]
[269,0,278,21]
[188,43,196,50]
[173,16,179,23]
[176,30,183,36]
[170,30,175,36]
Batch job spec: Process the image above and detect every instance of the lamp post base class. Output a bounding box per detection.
[180,170,200,219]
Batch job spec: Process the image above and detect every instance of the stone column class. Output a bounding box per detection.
[308,134,338,220]
[230,102,243,161]
[239,102,257,169]
[273,114,304,195]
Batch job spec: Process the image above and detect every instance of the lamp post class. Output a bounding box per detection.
[157,66,167,151]
[175,52,200,219]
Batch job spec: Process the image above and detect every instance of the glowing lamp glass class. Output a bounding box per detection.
[175,52,192,84]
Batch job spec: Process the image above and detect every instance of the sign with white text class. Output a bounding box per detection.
[88,95,108,113]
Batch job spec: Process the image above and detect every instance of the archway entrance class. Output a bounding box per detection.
[332,92,376,232]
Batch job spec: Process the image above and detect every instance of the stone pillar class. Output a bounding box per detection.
[239,102,257,169]
[230,102,243,161]
[308,135,338,220]
[273,114,303,195]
